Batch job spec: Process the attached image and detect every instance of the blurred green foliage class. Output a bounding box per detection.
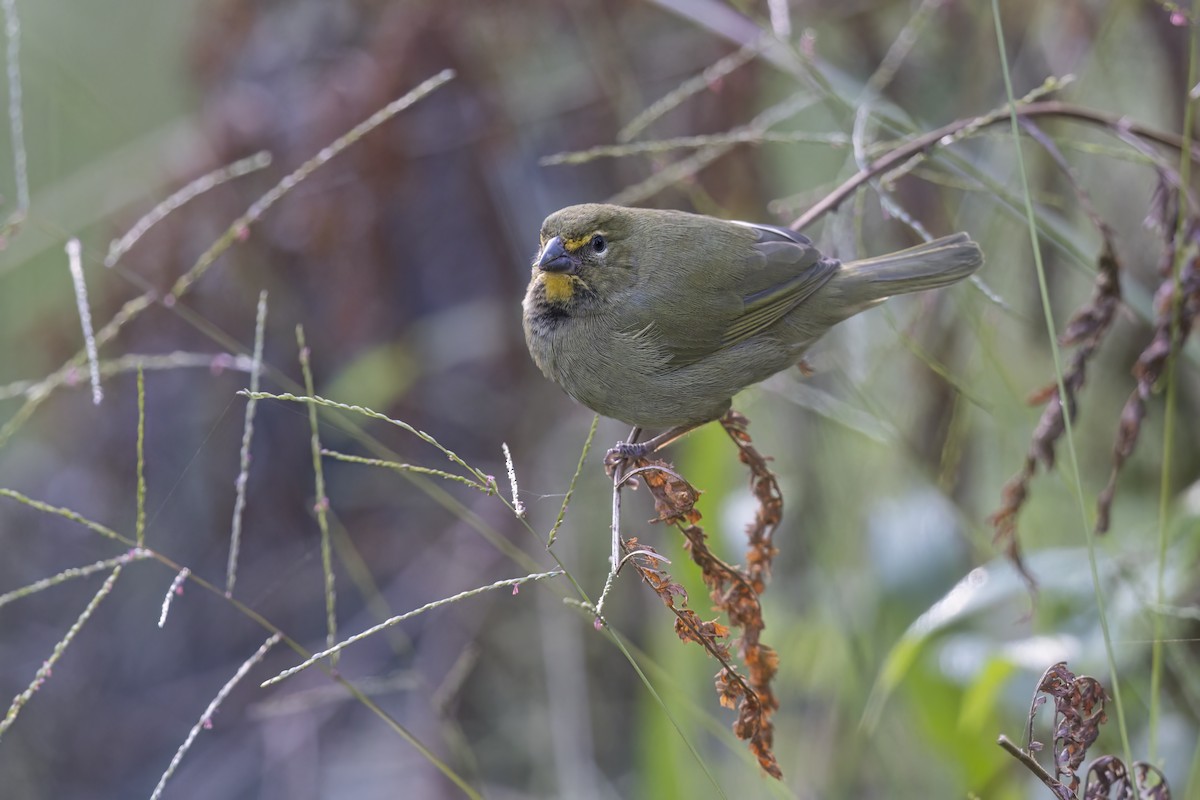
[0,1,1198,798]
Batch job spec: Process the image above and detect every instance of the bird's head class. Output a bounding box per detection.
[527,204,641,313]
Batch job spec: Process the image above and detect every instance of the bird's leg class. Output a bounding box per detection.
[607,426,642,461]
[606,422,700,465]
[633,423,702,456]
[605,420,711,482]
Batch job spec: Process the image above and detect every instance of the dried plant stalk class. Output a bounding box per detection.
[619,410,783,779]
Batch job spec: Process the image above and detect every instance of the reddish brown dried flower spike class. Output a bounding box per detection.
[1082,758,1172,800]
[1008,662,1173,798]
[620,411,784,779]
[622,540,731,651]
[636,460,702,525]
[990,239,1123,585]
[1026,662,1107,794]
[1097,237,1199,533]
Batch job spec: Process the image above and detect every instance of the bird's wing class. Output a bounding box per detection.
[717,222,840,348]
[622,219,840,368]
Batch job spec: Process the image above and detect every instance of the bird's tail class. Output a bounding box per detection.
[836,233,983,308]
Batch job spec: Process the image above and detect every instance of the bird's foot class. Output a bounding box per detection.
[604,440,649,484]
[608,440,649,461]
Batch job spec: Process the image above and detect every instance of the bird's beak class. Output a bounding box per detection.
[536,236,576,273]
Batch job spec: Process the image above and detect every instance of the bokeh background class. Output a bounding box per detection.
[1,1,1198,797]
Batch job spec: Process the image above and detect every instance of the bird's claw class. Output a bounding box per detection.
[604,441,648,484]
[609,441,649,460]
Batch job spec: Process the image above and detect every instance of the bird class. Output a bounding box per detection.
[522,203,983,458]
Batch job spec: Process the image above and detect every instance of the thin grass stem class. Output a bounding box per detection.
[135,367,147,546]
[547,415,598,548]
[990,0,1135,770]
[226,291,268,596]
[1150,0,1198,763]
[148,633,282,800]
[0,566,123,741]
[262,570,564,687]
[296,326,338,665]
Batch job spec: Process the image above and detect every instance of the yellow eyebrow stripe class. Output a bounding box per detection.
[562,232,601,252]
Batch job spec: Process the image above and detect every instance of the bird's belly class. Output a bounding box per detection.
[546,326,791,429]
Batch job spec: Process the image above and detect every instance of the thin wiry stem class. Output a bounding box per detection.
[296,326,338,665]
[0,352,255,401]
[863,0,943,95]
[1151,0,1199,762]
[502,443,525,518]
[0,566,123,741]
[0,70,454,453]
[617,37,764,142]
[0,487,480,795]
[542,130,848,165]
[0,551,148,610]
[226,291,268,597]
[2,0,28,217]
[602,627,729,799]
[851,102,933,242]
[320,450,493,493]
[241,391,491,488]
[135,367,146,546]
[766,0,790,37]
[991,0,1134,771]
[790,99,1200,231]
[148,633,282,800]
[878,76,1073,190]
[166,70,454,301]
[65,239,102,405]
[0,488,128,544]
[158,568,190,629]
[262,570,563,687]
[997,735,1066,797]
[595,450,627,626]
[609,92,817,206]
[105,151,271,268]
[1188,732,1200,800]
[547,414,598,548]
[592,564,618,629]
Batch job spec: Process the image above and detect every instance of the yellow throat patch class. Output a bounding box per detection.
[542,272,577,303]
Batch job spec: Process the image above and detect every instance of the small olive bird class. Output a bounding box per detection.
[522,203,983,457]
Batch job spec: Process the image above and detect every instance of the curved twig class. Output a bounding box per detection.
[791,101,1200,230]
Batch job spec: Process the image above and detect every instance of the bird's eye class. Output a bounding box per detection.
[590,234,607,253]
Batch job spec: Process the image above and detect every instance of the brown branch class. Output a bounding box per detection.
[998,735,1073,800]
[791,101,1200,230]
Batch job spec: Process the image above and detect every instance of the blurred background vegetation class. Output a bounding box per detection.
[0,0,1197,797]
